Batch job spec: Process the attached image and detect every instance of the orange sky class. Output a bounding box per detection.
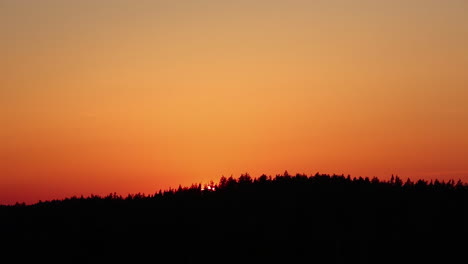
[1,0,468,204]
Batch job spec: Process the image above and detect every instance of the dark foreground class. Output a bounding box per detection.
[1,173,467,263]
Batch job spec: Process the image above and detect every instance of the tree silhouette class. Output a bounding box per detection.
[0,172,466,263]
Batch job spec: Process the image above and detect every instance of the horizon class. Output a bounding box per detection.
[1,171,467,206]
[2,1,468,205]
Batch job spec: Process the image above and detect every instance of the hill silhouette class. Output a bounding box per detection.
[1,172,467,263]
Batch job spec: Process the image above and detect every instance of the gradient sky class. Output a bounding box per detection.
[1,0,468,204]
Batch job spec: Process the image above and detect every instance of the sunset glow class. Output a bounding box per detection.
[1,0,468,204]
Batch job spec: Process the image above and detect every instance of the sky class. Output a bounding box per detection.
[1,0,468,204]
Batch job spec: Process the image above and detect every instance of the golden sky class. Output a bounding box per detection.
[1,0,468,204]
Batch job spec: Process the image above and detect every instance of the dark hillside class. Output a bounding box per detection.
[1,173,467,263]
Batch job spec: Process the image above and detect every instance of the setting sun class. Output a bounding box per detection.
[2,1,468,263]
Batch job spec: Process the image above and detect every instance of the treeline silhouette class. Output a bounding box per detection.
[1,172,467,263]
